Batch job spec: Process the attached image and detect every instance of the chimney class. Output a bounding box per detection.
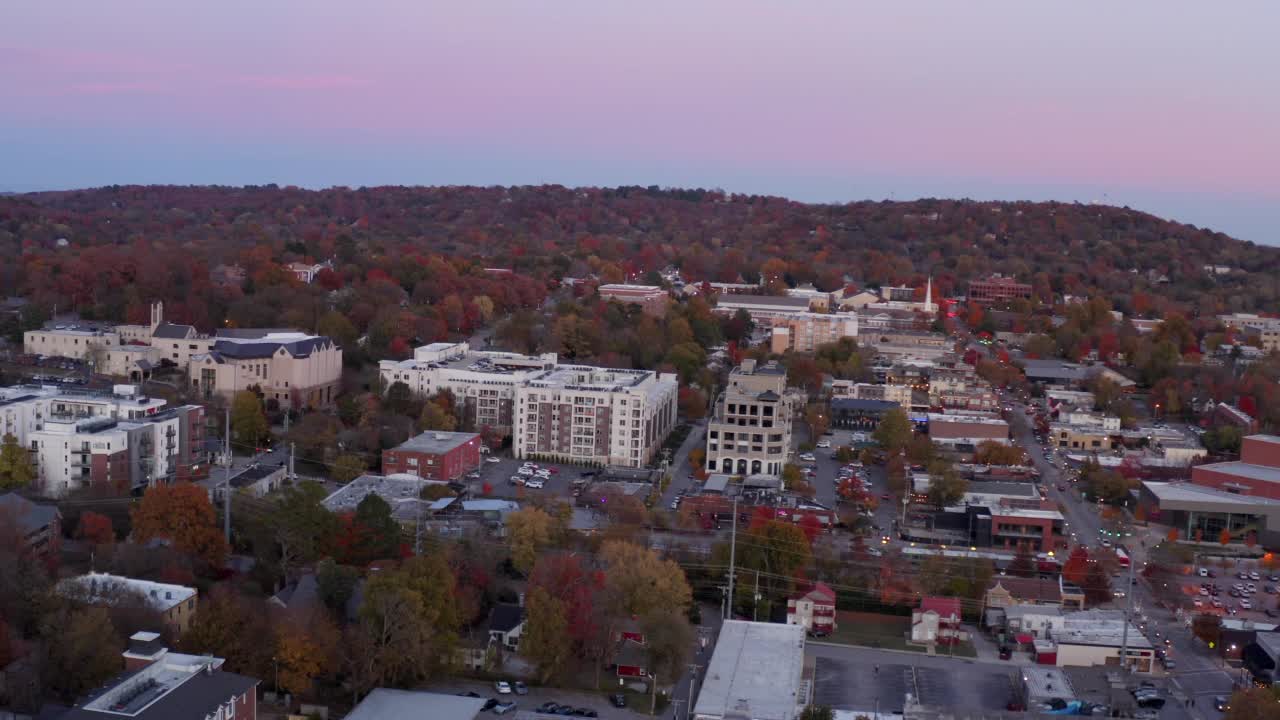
[122,631,167,671]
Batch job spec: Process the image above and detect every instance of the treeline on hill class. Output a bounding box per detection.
[3,186,1279,340]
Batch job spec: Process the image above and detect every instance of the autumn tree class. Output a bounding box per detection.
[273,608,338,696]
[873,407,912,453]
[926,462,968,508]
[39,606,124,702]
[418,400,458,433]
[600,541,693,618]
[273,481,338,577]
[335,494,403,566]
[130,484,228,568]
[1062,546,1090,585]
[1220,528,1232,545]
[973,441,1024,466]
[640,607,694,713]
[1222,685,1280,720]
[506,507,554,575]
[905,434,936,467]
[316,557,360,614]
[521,586,571,683]
[1082,562,1113,606]
[799,707,836,720]
[77,511,115,546]
[331,453,367,483]
[358,554,459,685]
[1008,547,1036,578]
[231,391,269,449]
[0,434,35,490]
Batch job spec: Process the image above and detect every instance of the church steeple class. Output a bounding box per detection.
[925,276,933,311]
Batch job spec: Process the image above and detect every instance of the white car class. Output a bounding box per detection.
[517,467,534,476]
[525,478,545,489]
[535,469,551,478]
[522,461,537,468]
[1240,599,1253,610]
[1250,571,1262,581]
[816,440,831,449]
[494,681,512,695]
[509,475,526,486]
[485,456,501,463]
[1198,568,1209,577]
[799,453,816,462]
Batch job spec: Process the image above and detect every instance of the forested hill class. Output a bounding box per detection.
[2,185,1278,325]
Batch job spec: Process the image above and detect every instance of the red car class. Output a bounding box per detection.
[881,493,891,500]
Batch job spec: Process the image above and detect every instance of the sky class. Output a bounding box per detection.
[2,1,1277,243]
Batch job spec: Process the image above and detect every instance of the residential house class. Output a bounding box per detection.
[984,575,1085,610]
[911,596,965,645]
[487,604,524,652]
[785,582,837,636]
[58,572,199,635]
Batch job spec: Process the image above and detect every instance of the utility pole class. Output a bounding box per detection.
[289,441,295,481]
[753,571,761,622]
[1119,553,1136,671]
[726,496,738,620]
[222,408,231,542]
[687,663,701,720]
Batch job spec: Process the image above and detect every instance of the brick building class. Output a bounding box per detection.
[382,431,483,481]
[1191,434,1280,500]
[968,275,1033,304]
[598,284,669,317]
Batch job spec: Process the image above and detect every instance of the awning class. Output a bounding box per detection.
[1015,633,1035,645]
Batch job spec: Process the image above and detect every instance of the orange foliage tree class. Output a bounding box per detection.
[130,484,228,568]
[77,511,115,546]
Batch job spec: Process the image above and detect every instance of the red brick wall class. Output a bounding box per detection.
[383,436,481,480]
[1192,465,1280,500]
[1241,437,1280,468]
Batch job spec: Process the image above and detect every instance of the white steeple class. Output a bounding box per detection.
[924,276,934,312]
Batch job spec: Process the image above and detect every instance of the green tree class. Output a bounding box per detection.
[521,587,571,683]
[317,310,359,352]
[353,494,402,562]
[418,401,458,432]
[316,558,359,614]
[873,407,912,453]
[40,606,125,702]
[926,462,968,508]
[331,453,367,483]
[383,381,418,417]
[274,481,339,576]
[0,433,35,490]
[639,608,694,713]
[231,391,269,449]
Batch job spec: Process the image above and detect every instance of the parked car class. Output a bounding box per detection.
[999,646,1012,660]
[493,701,517,715]
[525,478,545,489]
[1214,696,1229,712]
[486,456,501,463]
[513,681,528,695]
[1198,568,1209,577]
[494,681,512,694]
[510,475,525,486]
[816,440,831,449]
[482,699,499,711]
[609,695,628,708]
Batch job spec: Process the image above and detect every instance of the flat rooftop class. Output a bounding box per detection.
[525,364,660,391]
[1145,481,1280,508]
[1021,666,1076,703]
[966,481,1039,498]
[322,473,443,522]
[715,294,811,308]
[1056,611,1151,649]
[928,413,1008,426]
[1195,461,1280,484]
[58,572,196,612]
[394,430,480,456]
[344,689,486,720]
[694,620,805,720]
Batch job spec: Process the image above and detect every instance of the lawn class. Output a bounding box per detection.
[826,611,976,657]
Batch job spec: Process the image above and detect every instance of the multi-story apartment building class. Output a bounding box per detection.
[769,312,858,353]
[704,360,795,477]
[598,284,670,317]
[23,320,121,361]
[713,294,812,324]
[968,275,1033,304]
[513,365,678,468]
[378,342,558,435]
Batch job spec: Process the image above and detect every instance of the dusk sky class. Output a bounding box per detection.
[3,2,1277,243]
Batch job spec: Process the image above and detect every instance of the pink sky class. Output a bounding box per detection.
[2,1,1277,240]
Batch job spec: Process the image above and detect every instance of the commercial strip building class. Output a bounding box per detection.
[926,412,1010,449]
[514,365,678,468]
[382,430,483,481]
[378,342,558,435]
[321,473,456,524]
[1190,434,1280,500]
[693,620,806,720]
[1138,481,1280,546]
[712,294,812,323]
[704,360,796,477]
[597,283,669,316]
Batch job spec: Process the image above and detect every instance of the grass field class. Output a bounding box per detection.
[827,611,976,657]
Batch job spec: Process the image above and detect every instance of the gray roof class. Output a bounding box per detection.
[1020,359,1088,381]
[345,689,485,720]
[228,463,284,488]
[717,294,811,308]
[151,323,196,340]
[57,668,258,720]
[0,493,59,535]
[694,621,805,720]
[272,573,320,611]
[832,397,900,412]
[1194,461,1280,484]
[209,336,333,360]
[393,431,481,456]
[488,604,524,633]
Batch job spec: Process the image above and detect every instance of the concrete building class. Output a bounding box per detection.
[784,284,834,311]
[1191,434,1280,500]
[598,283,669,316]
[321,473,450,525]
[713,294,812,323]
[785,582,837,635]
[705,360,794,477]
[1048,421,1117,452]
[378,342,558,435]
[58,632,259,720]
[968,275,1033,304]
[1052,610,1154,672]
[830,380,913,405]
[693,620,806,720]
[927,412,1010,449]
[830,397,901,430]
[58,572,198,635]
[514,365,678,468]
[345,689,485,720]
[769,312,858,353]
[1138,481,1280,546]
[383,430,483,481]
[23,320,121,362]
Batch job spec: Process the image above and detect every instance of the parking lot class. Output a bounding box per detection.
[467,453,596,502]
[808,643,1018,714]
[1180,563,1280,620]
[429,679,639,719]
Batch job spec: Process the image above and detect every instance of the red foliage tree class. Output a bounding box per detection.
[798,514,823,545]
[77,511,114,546]
[1062,546,1090,585]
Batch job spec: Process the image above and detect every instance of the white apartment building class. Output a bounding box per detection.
[23,321,121,361]
[379,342,558,434]
[705,360,796,477]
[1061,412,1122,431]
[513,366,678,468]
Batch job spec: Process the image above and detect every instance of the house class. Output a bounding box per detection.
[57,572,199,635]
[1212,402,1258,434]
[911,596,965,645]
[487,603,524,651]
[268,573,320,612]
[786,582,837,636]
[984,575,1085,610]
[614,636,649,680]
[345,689,485,720]
[55,632,259,720]
[227,462,286,498]
[0,492,61,560]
